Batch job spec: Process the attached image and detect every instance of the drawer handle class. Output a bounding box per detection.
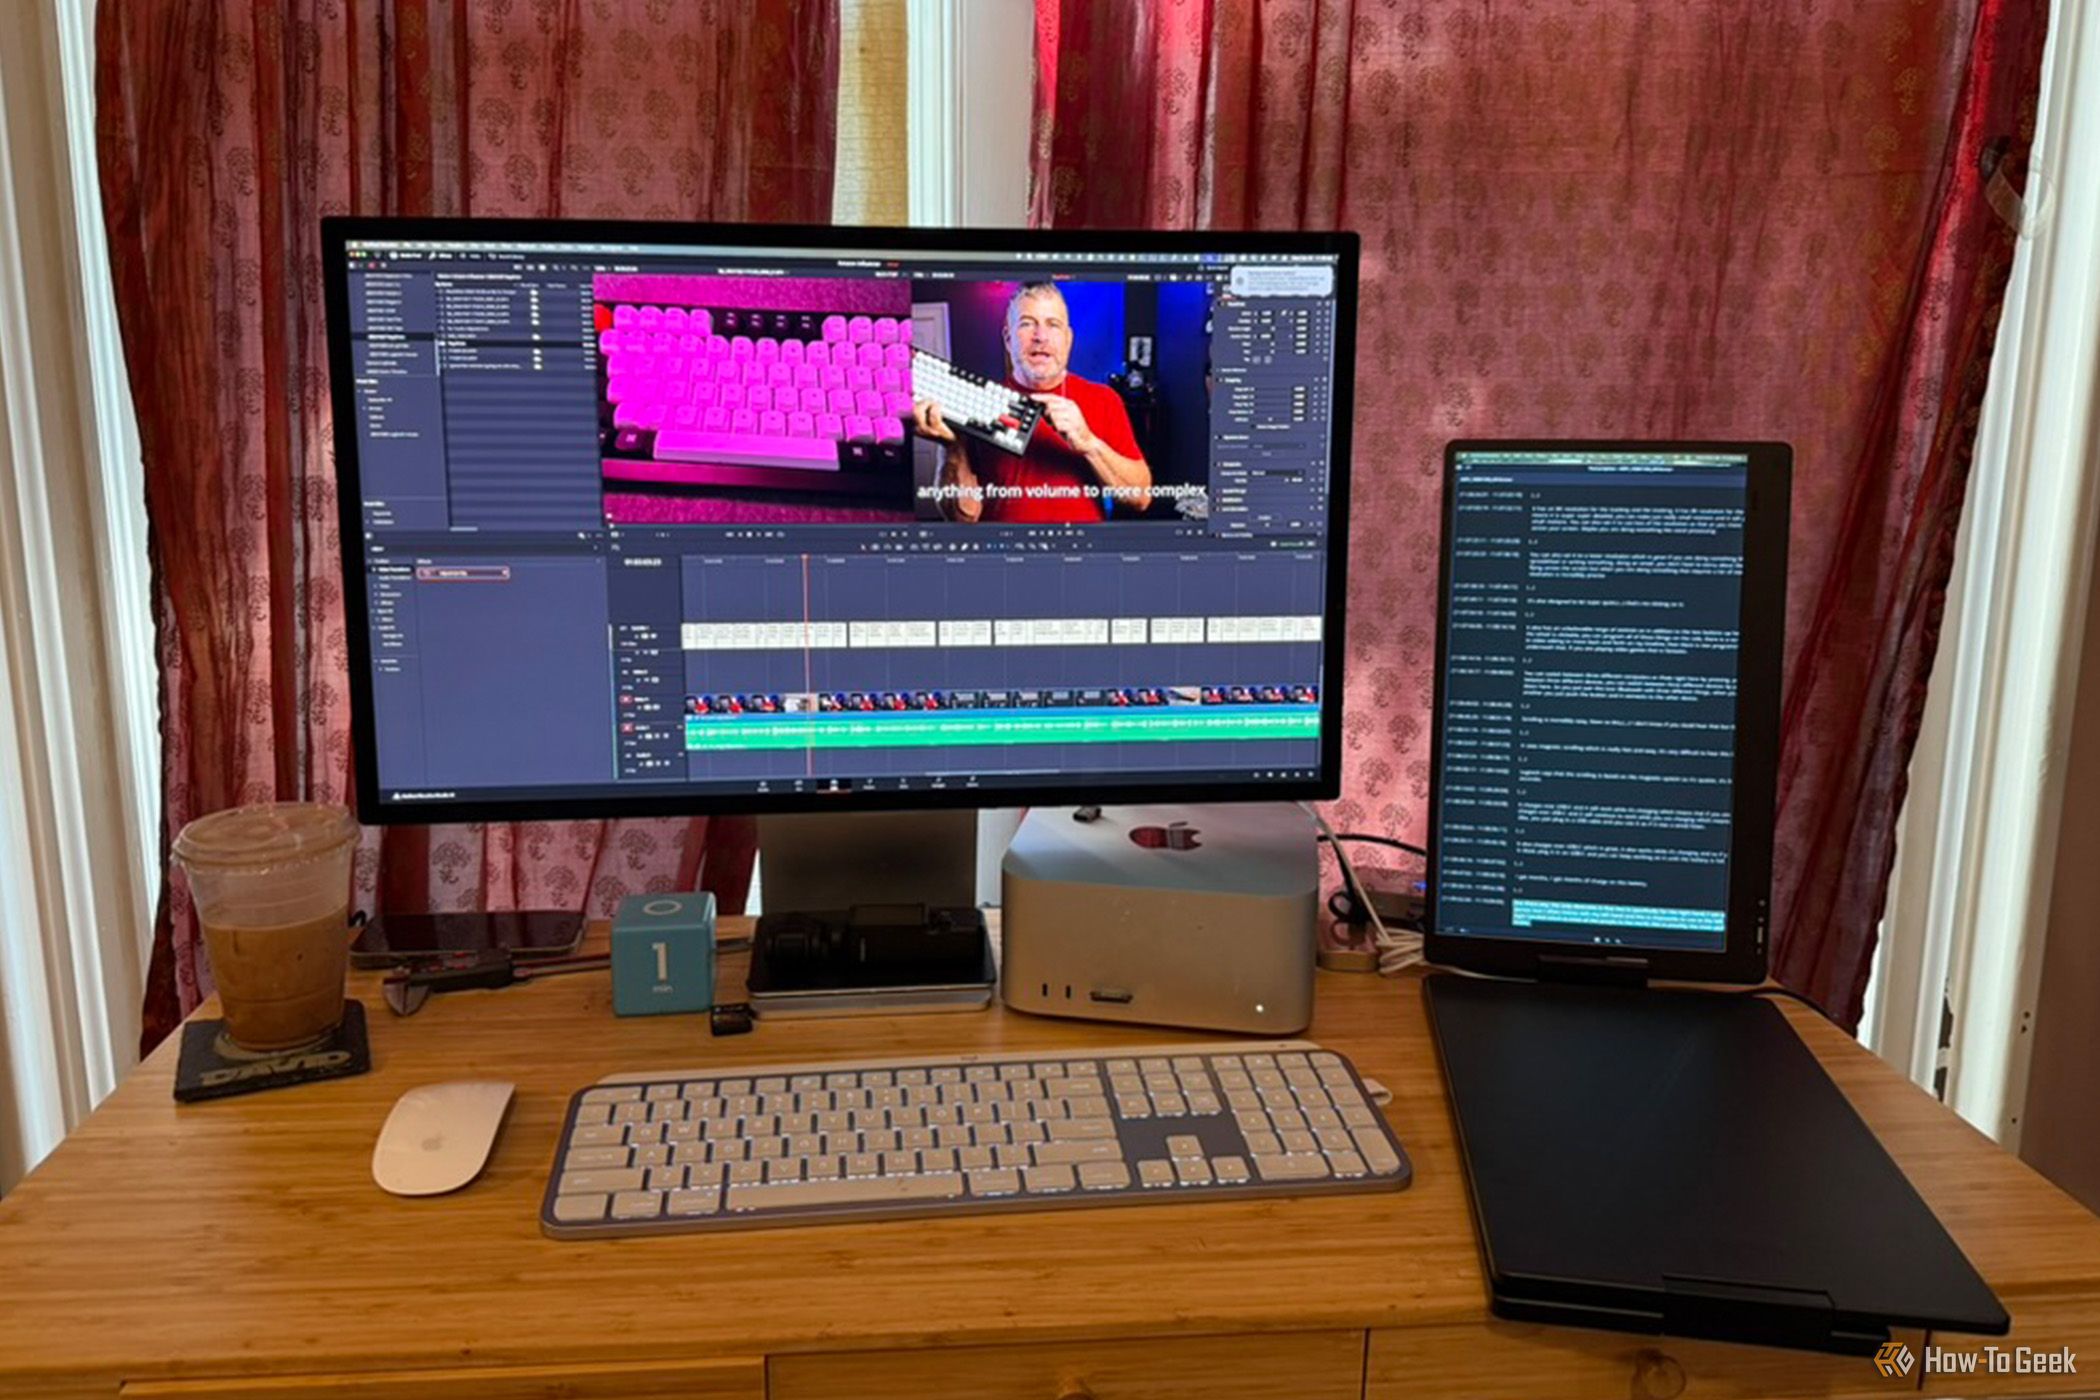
[1056,1382,1095,1400]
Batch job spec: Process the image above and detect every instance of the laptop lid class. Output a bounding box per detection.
[1424,441,1791,985]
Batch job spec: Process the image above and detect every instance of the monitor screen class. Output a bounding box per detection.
[324,221,1355,822]
[1432,445,1770,956]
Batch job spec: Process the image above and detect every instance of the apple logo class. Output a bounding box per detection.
[1130,821,1201,851]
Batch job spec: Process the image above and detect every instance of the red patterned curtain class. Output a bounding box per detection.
[97,0,841,1051]
[1032,0,2046,1026]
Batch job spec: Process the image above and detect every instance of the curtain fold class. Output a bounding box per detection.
[98,0,839,1051]
[1032,0,2047,1027]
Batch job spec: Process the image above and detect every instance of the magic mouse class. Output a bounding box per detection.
[372,1081,515,1196]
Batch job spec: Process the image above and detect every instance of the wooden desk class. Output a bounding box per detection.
[4,919,2098,1399]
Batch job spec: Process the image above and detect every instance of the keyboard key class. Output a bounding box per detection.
[1176,1158,1213,1186]
[1047,1119,1117,1141]
[562,1150,625,1175]
[1253,1153,1331,1182]
[1137,1159,1174,1188]
[728,1173,964,1213]
[967,1168,1022,1197]
[1077,1161,1132,1191]
[1165,1135,1204,1159]
[1024,1164,1076,1194]
[1354,1130,1404,1176]
[552,1193,607,1222]
[1032,1141,1123,1166]
[1214,1156,1251,1184]
[668,1187,721,1216]
[610,1190,664,1221]
[559,1168,645,1194]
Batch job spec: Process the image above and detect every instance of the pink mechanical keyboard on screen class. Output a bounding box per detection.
[600,304,915,475]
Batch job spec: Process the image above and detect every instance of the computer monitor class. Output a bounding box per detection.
[1424,441,1791,984]
[322,220,1357,904]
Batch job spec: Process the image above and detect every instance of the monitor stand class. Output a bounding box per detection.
[756,810,978,910]
[747,811,994,1017]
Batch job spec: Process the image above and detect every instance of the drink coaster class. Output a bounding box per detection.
[173,1001,370,1102]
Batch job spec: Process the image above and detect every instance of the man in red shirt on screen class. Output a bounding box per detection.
[912,282,1152,523]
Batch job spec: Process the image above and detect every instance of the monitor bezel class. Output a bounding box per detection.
[322,217,1358,825]
[1422,439,1791,986]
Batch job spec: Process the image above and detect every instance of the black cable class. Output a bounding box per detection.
[1317,831,1429,859]
[1316,831,1428,928]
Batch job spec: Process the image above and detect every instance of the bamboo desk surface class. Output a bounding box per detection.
[3,917,2098,1399]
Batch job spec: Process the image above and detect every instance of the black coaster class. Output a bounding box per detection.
[174,1001,371,1102]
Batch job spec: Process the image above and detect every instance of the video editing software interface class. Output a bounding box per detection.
[1436,448,1751,952]
[339,234,1344,805]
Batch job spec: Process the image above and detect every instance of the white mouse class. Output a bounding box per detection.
[372,1081,515,1197]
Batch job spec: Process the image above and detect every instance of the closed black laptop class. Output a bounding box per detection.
[1422,442,2007,1354]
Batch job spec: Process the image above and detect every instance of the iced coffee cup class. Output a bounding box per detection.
[172,803,360,1052]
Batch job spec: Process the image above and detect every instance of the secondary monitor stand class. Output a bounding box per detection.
[747,811,995,1017]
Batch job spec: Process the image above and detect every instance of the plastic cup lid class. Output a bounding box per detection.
[172,803,359,871]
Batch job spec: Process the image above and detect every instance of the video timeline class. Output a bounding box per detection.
[685,683,1320,717]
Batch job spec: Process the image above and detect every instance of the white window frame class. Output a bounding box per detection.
[1868,0,2100,1151]
[908,0,1032,229]
[0,0,161,1190]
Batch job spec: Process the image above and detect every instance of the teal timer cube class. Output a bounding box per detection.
[611,892,716,1017]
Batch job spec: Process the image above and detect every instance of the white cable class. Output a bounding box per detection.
[1300,803,1423,975]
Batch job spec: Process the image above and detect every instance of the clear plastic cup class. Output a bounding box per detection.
[172,803,360,1051]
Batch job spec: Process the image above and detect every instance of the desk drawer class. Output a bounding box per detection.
[1367,1323,1920,1400]
[121,1356,766,1400]
[769,1330,1364,1400]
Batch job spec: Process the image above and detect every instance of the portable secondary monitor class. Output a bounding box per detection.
[1421,441,2008,1353]
[1425,441,1790,982]
[322,220,1356,823]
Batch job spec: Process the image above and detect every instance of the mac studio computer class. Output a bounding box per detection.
[1422,443,2007,1353]
[321,220,1408,1233]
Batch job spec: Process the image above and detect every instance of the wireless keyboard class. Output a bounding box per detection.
[910,348,1045,455]
[541,1039,1410,1238]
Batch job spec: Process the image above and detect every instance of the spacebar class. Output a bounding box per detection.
[724,1174,965,1213]
[653,430,841,471]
